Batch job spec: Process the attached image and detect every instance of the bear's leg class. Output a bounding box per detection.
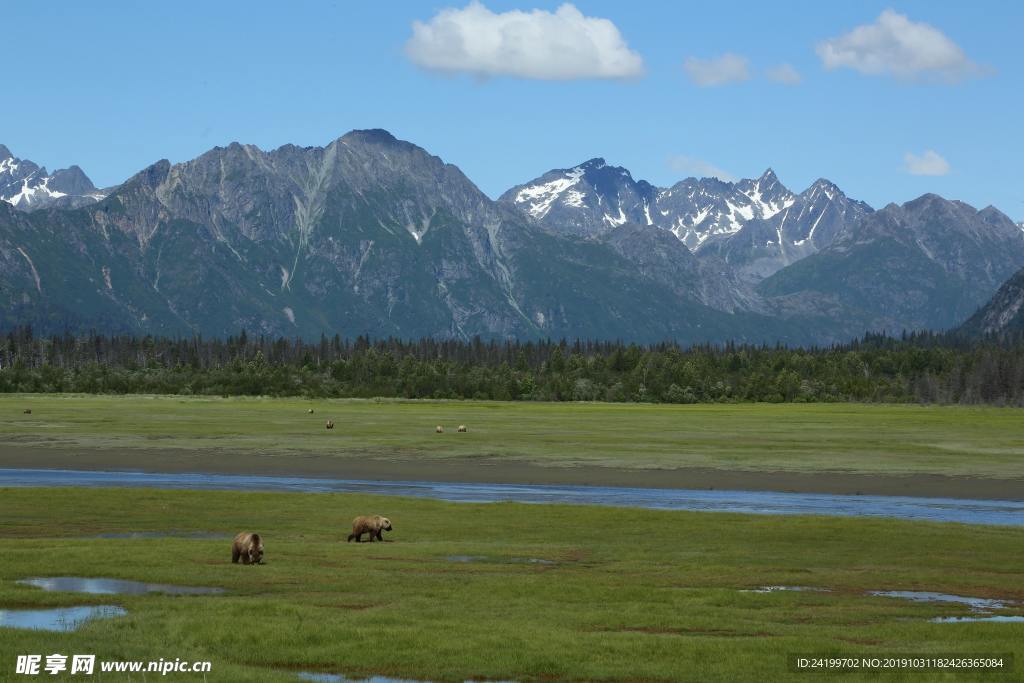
[232,547,241,564]
[347,533,355,542]
[375,529,383,541]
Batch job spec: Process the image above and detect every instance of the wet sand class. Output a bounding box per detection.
[1,445,1021,501]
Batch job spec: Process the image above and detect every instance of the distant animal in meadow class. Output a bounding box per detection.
[435,425,444,433]
[347,515,393,543]
[308,408,315,414]
[231,532,264,565]
[23,409,31,414]
[457,425,467,432]
[326,420,334,429]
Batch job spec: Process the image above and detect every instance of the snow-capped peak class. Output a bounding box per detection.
[0,145,104,210]
[512,165,587,219]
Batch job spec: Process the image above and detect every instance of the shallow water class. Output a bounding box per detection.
[296,674,513,683]
[741,586,830,593]
[90,531,227,540]
[445,555,554,565]
[297,675,420,683]
[19,576,223,596]
[868,590,1011,611]
[446,555,486,563]
[0,605,126,632]
[931,615,1024,623]
[2,468,1022,526]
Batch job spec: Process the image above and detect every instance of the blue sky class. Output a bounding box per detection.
[6,1,1022,219]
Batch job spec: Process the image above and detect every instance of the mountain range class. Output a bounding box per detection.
[2,131,1022,345]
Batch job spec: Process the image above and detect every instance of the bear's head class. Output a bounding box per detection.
[248,534,264,564]
[380,517,393,532]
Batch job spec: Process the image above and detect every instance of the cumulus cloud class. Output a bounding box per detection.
[668,156,736,182]
[682,53,750,87]
[904,150,951,176]
[404,2,644,80]
[765,63,802,85]
[816,9,984,82]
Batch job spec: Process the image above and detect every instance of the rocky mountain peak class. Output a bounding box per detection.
[341,128,400,145]
[0,145,102,210]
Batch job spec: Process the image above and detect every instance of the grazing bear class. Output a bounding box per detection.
[457,425,467,432]
[23,409,31,414]
[325,420,335,429]
[347,515,393,543]
[308,408,315,414]
[435,425,444,433]
[231,532,264,565]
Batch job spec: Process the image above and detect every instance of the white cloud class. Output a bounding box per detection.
[682,53,750,87]
[816,10,984,82]
[668,156,736,182]
[765,63,802,85]
[404,2,644,81]
[904,150,951,176]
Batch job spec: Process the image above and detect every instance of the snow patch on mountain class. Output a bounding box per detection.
[514,166,586,219]
[0,146,105,210]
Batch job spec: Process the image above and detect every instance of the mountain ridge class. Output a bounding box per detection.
[0,131,800,344]
[1,130,1021,345]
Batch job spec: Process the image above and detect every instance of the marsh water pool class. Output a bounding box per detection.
[0,606,126,632]
[19,576,223,595]
[1,468,1021,526]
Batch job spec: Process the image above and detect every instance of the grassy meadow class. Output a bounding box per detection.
[1,488,1022,681]
[1,394,1024,479]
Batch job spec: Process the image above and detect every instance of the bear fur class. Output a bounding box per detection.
[231,532,264,564]
[347,515,393,543]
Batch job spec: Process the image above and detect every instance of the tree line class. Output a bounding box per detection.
[1,327,1022,405]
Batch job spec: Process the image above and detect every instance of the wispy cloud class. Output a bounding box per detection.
[683,53,749,87]
[405,2,644,80]
[765,63,802,85]
[668,155,736,182]
[904,150,951,176]
[817,10,985,83]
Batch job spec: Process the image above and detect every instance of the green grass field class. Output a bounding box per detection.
[1,488,1022,681]
[2,394,1024,479]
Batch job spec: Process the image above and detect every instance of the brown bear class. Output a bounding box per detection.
[457,425,467,432]
[325,420,335,429]
[231,532,264,564]
[347,515,393,543]
[435,425,444,433]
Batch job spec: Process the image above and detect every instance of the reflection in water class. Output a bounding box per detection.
[2,468,1021,526]
[19,576,223,596]
[0,606,126,632]
[868,590,1011,611]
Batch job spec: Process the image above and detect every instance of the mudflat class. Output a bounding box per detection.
[2,395,1023,500]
